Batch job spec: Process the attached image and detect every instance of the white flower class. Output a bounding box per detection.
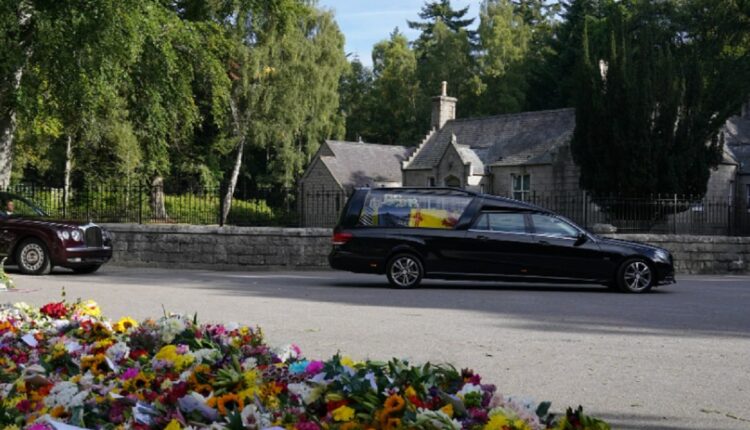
[415,408,462,430]
[241,357,258,371]
[241,404,273,429]
[159,317,187,343]
[44,381,89,409]
[194,348,221,364]
[457,383,482,398]
[106,342,131,363]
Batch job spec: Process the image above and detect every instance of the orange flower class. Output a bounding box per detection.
[383,394,405,413]
[384,417,401,430]
[50,405,69,419]
[209,393,244,416]
[194,383,214,397]
[340,422,359,430]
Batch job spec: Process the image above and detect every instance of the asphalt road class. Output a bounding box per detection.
[4,267,750,430]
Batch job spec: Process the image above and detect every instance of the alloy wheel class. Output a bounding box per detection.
[623,261,652,292]
[390,256,420,288]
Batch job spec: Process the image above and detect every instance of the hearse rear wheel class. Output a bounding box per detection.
[386,253,423,289]
[16,238,52,275]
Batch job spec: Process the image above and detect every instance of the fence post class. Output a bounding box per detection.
[138,182,143,224]
[673,194,677,235]
[582,190,588,229]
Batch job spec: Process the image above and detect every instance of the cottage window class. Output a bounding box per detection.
[427,177,436,187]
[512,174,530,201]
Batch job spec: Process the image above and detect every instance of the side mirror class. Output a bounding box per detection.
[574,232,588,246]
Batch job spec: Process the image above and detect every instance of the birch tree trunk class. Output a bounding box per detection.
[0,2,33,189]
[63,134,73,217]
[221,98,245,226]
[150,175,167,220]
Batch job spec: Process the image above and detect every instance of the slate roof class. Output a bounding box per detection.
[723,115,750,174]
[723,115,750,146]
[319,140,413,187]
[405,108,575,170]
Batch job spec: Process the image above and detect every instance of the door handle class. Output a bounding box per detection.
[539,240,551,246]
[476,235,490,241]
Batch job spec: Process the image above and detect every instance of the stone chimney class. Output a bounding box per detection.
[431,81,457,130]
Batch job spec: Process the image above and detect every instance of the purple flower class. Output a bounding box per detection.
[120,368,139,380]
[305,360,324,375]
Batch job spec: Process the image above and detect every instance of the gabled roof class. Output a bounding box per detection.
[404,108,575,170]
[318,140,413,188]
[723,114,750,174]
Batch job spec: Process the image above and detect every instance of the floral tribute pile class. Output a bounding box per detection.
[0,300,610,430]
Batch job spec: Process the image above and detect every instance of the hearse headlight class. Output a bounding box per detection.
[59,230,70,240]
[653,249,670,263]
[71,229,83,242]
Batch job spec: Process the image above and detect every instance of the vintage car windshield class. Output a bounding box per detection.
[0,193,49,217]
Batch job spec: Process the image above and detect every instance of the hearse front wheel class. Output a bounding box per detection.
[616,258,654,293]
[386,253,423,289]
[16,238,52,275]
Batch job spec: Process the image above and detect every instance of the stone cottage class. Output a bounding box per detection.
[298,140,413,226]
[722,102,750,229]
[403,83,738,203]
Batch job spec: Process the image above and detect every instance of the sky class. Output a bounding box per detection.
[318,0,480,67]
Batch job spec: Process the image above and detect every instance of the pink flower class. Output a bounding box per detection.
[305,360,324,375]
[120,367,139,380]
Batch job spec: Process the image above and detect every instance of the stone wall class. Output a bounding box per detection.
[606,234,750,274]
[101,224,331,271]
[101,224,749,275]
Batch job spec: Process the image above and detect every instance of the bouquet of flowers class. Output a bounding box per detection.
[0,300,610,430]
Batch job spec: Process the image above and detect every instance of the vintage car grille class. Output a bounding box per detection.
[84,226,103,247]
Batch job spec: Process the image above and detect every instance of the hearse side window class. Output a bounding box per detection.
[471,212,526,233]
[357,191,472,229]
[531,214,579,238]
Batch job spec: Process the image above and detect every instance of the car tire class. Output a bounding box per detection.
[16,238,52,275]
[615,258,654,293]
[72,264,101,274]
[386,253,423,289]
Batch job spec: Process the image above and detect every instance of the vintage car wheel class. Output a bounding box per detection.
[72,264,102,274]
[16,238,52,275]
[386,253,423,289]
[616,258,654,293]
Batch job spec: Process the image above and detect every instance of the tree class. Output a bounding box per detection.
[475,0,532,114]
[0,0,33,188]
[339,57,374,143]
[571,0,750,197]
[368,30,421,146]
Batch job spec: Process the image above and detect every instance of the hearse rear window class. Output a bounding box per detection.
[357,191,472,228]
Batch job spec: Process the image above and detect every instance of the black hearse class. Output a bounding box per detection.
[329,188,675,293]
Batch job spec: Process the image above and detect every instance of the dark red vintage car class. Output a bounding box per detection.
[0,192,112,275]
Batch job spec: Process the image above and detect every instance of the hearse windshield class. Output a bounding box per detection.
[357,190,473,229]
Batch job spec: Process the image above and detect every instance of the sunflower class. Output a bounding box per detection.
[383,395,405,413]
[208,393,244,416]
[113,316,138,333]
[80,354,109,376]
[384,417,401,430]
[194,383,214,397]
[124,372,153,392]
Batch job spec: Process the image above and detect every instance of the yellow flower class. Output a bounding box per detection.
[164,419,182,430]
[113,316,138,333]
[340,356,356,368]
[404,387,417,398]
[440,403,454,418]
[484,414,510,430]
[332,405,355,422]
[76,300,101,317]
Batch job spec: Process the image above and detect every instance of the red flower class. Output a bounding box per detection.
[40,302,68,319]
